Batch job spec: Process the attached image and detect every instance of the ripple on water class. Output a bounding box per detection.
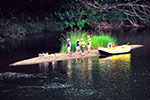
[17,83,73,90]
[0,72,47,80]
[64,88,97,97]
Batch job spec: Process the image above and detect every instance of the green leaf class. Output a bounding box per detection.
[0,37,5,43]
[54,12,57,15]
[101,14,105,21]
[94,1,99,6]
[58,13,64,21]
[77,20,86,30]
[69,22,75,28]
[64,21,69,27]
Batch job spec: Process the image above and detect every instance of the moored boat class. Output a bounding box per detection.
[98,45,131,55]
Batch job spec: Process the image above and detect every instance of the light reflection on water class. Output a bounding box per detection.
[65,57,93,86]
[65,54,131,85]
[2,54,132,99]
[60,54,132,99]
[99,54,131,75]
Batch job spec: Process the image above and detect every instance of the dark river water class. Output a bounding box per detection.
[0,29,150,100]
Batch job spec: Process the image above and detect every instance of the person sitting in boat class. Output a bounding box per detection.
[107,43,115,48]
[76,39,81,54]
[67,38,71,56]
[80,38,86,55]
[87,35,91,52]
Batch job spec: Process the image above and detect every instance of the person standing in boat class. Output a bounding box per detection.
[76,39,81,54]
[87,35,91,52]
[67,38,71,56]
[80,38,86,55]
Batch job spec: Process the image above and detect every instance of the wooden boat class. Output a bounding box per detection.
[98,45,131,55]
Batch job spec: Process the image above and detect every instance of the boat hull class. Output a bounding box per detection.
[98,50,131,55]
[98,45,131,55]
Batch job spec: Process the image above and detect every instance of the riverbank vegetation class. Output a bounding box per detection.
[55,0,150,31]
[0,0,63,38]
[0,0,149,39]
[0,20,62,38]
[60,31,116,52]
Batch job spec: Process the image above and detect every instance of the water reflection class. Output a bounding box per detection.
[66,57,93,86]
[39,62,49,72]
[97,54,132,99]
[38,54,132,99]
[67,59,72,79]
[80,57,93,82]
[75,58,81,69]
[99,54,131,81]
[38,61,58,72]
[52,61,57,69]
[39,62,49,67]
[99,54,131,72]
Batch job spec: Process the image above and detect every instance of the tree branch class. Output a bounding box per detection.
[83,0,150,26]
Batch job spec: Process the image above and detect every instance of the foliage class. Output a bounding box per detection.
[0,0,149,38]
[85,0,150,27]
[55,0,150,30]
[60,31,116,52]
[107,10,124,23]
[0,20,63,38]
[55,0,106,30]
[54,0,124,30]
[0,6,63,37]
[91,35,116,48]
[0,37,5,43]
[60,31,87,52]
[55,2,89,30]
